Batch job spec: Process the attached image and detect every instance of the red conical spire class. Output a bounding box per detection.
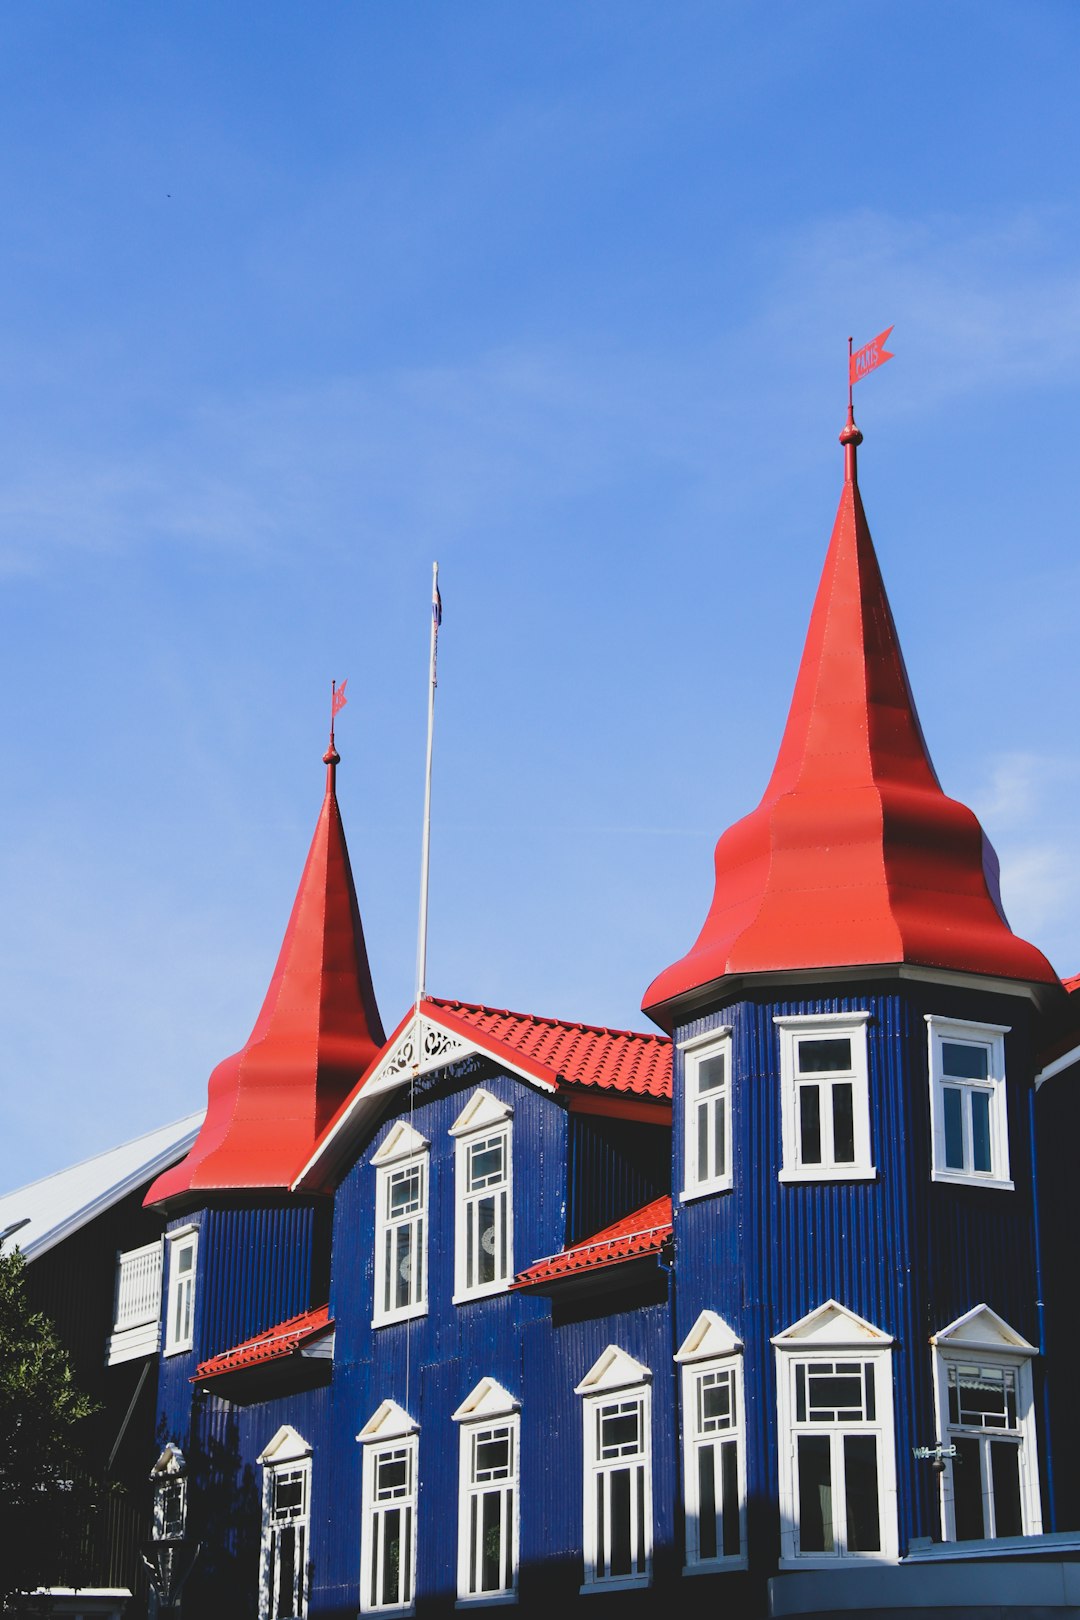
[643,415,1057,1027]
[147,736,385,1205]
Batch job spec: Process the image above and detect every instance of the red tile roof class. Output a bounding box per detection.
[1063,973,1080,995]
[192,1304,332,1382]
[511,1195,672,1291]
[427,998,671,1100]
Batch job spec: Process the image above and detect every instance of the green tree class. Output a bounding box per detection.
[0,1247,97,1612]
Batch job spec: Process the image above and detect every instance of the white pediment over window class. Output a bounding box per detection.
[931,1303,1037,1355]
[575,1344,651,1396]
[257,1424,312,1467]
[452,1377,520,1423]
[356,1400,419,1444]
[450,1088,513,1138]
[771,1299,893,1348]
[371,1119,429,1167]
[674,1309,742,1364]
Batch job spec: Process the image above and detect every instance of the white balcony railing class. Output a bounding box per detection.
[112,1241,164,1332]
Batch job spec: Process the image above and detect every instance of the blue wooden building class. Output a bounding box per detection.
[48,413,1080,1617]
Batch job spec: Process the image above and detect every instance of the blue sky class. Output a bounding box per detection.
[3,2,1079,1189]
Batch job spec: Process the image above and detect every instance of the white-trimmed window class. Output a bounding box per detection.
[926,1017,1012,1189]
[372,1123,429,1326]
[453,1378,520,1603]
[576,1347,653,1592]
[931,1305,1041,1542]
[164,1226,198,1355]
[258,1426,312,1620]
[358,1401,419,1615]
[681,1028,733,1199]
[776,1014,873,1182]
[451,1091,513,1302]
[774,1302,898,1565]
[675,1311,746,1570]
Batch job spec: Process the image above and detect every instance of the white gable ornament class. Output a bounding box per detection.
[931,1303,1037,1356]
[771,1299,893,1348]
[450,1087,514,1137]
[356,1400,419,1444]
[675,1309,743,1363]
[257,1424,313,1467]
[575,1344,651,1396]
[371,1119,430,1167]
[452,1377,520,1423]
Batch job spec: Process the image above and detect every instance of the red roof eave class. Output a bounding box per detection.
[192,1304,332,1382]
[511,1196,673,1292]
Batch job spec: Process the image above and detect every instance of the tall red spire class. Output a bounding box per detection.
[643,414,1057,1027]
[147,738,385,1204]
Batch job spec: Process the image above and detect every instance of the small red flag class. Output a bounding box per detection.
[850,326,895,386]
[332,679,348,717]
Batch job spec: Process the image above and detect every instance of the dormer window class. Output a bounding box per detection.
[371,1123,429,1327]
[680,1029,732,1199]
[776,1014,874,1182]
[450,1091,513,1303]
[926,1018,1012,1190]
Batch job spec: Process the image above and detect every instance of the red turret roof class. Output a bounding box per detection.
[644,413,1058,1026]
[147,743,385,1205]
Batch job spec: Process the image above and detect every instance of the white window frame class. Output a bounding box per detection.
[926,1017,1012,1191]
[257,1426,313,1620]
[775,1013,874,1183]
[576,1346,653,1594]
[774,1302,898,1567]
[358,1402,419,1616]
[931,1305,1041,1543]
[453,1378,521,1606]
[450,1091,513,1304]
[680,1027,733,1200]
[675,1311,747,1572]
[163,1225,198,1356]
[372,1123,430,1327]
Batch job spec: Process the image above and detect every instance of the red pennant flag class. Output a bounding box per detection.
[850,326,895,386]
[332,679,348,717]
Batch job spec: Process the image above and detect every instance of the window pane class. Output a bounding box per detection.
[600,1408,640,1457]
[469,1138,504,1189]
[477,1196,497,1284]
[394,1224,413,1309]
[843,1435,880,1552]
[952,1436,984,1540]
[474,1432,511,1481]
[389,1167,420,1216]
[797,1038,852,1074]
[797,1435,833,1553]
[971,1091,992,1174]
[381,1508,402,1607]
[177,1245,194,1275]
[950,1364,1017,1431]
[276,1525,296,1618]
[721,1440,740,1558]
[714,1101,727,1180]
[699,1371,732,1432]
[697,1445,717,1561]
[610,1468,633,1576]
[942,1041,989,1081]
[480,1489,502,1592]
[832,1082,855,1163]
[274,1475,304,1514]
[990,1441,1023,1537]
[697,1052,725,1093]
[799,1086,822,1164]
[697,1099,711,1182]
[943,1086,965,1170]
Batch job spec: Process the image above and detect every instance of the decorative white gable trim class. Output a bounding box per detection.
[450,1088,513,1137]
[675,1309,743,1363]
[931,1303,1037,1356]
[257,1424,313,1466]
[771,1299,893,1348]
[356,1399,419,1444]
[370,1119,429,1167]
[575,1344,651,1396]
[377,1014,471,1087]
[452,1376,520,1423]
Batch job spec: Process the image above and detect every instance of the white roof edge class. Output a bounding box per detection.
[0,1110,205,1263]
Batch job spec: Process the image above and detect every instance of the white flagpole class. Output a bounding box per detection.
[415,561,440,1013]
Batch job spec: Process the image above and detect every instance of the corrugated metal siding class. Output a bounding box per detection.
[201,1200,319,1358]
[568,1113,670,1242]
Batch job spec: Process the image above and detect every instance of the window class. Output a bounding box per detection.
[164,1227,198,1355]
[257,1427,312,1620]
[149,1442,187,1541]
[453,1379,520,1604]
[774,1302,898,1565]
[776,1014,873,1182]
[450,1091,513,1302]
[371,1123,429,1326]
[106,1239,164,1365]
[675,1312,746,1570]
[926,1018,1012,1189]
[681,1028,733,1199]
[358,1402,419,1615]
[576,1347,652,1592]
[931,1306,1041,1542]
